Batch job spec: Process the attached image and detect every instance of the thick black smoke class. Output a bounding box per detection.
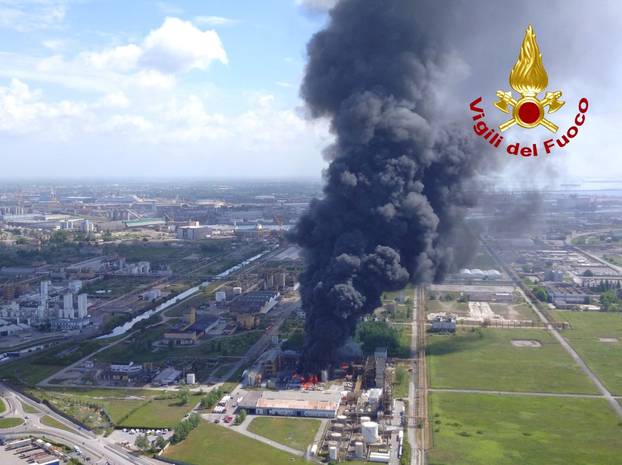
[293,0,488,369]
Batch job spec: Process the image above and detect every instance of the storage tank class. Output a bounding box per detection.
[233,286,242,295]
[337,414,348,421]
[215,291,227,302]
[186,373,196,384]
[355,441,366,458]
[330,432,342,439]
[360,416,371,423]
[332,422,345,430]
[328,446,338,461]
[321,369,328,382]
[362,421,379,444]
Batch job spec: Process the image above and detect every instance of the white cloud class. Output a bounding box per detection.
[84,44,142,72]
[0,78,331,177]
[140,17,228,73]
[194,16,238,27]
[296,0,338,12]
[0,0,67,32]
[82,17,228,75]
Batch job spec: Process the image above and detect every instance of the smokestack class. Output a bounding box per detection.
[293,0,487,369]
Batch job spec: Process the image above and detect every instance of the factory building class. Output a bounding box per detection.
[239,389,342,418]
[230,290,279,315]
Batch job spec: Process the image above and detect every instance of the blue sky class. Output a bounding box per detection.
[1,0,621,183]
[0,0,335,178]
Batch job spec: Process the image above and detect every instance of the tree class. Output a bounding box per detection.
[135,434,150,451]
[178,386,190,405]
[154,435,167,450]
[533,286,548,302]
[234,409,247,425]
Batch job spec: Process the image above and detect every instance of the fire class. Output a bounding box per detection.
[509,25,548,96]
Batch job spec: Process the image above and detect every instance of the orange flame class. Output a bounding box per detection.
[509,25,548,96]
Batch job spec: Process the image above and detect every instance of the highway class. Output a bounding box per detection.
[0,383,151,465]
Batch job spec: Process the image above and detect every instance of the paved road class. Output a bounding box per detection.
[516,286,622,418]
[484,239,622,419]
[230,414,305,456]
[1,383,149,465]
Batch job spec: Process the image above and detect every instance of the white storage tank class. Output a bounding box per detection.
[215,291,227,302]
[333,422,345,430]
[331,432,342,439]
[355,441,366,458]
[360,416,371,423]
[233,286,242,295]
[186,373,196,384]
[362,421,379,444]
[337,414,348,421]
[328,446,338,461]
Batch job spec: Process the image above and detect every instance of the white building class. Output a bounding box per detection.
[77,293,88,318]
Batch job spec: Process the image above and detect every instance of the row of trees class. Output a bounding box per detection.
[200,386,227,410]
[171,413,201,444]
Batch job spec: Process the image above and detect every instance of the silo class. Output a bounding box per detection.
[361,421,379,444]
[355,441,366,458]
[328,446,338,461]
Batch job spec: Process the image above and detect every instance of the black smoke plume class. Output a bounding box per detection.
[293,0,488,369]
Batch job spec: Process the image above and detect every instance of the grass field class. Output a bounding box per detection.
[164,422,308,465]
[0,418,24,428]
[247,417,320,451]
[118,393,202,428]
[0,339,112,385]
[28,388,200,430]
[427,328,598,393]
[392,363,410,399]
[555,311,622,394]
[428,392,622,465]
[426,299,469,315]
[0,398,5,414]
[94,328,263,364]
[41,415,75,432]
[20,401,39,414]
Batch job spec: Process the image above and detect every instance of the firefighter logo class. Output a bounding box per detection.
[494,25,564,133]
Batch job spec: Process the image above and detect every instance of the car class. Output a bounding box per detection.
[214,419,220,424]
[224,416,233,423]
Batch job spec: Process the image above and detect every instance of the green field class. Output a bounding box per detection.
[426,299,469,315]
[164,422,308,465]
[247,417,320,451]
[428,392,622,465]
[427,328,597,393]
[392,363,410,399]
[0,418,24,428]
[94,328,263,364]
[28,388,200,431]
[556,311,622,394]
[0,398,5,414]
[118,393,202,428]
[0,339,112,385]
[41,415,76,432]
[20,401,39,414]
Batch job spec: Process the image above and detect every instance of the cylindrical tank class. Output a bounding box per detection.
[360,416,371,423]
[337,414,348,421]
[333,423,344,430]
[362,421,379,444]
[329,446,338,461]
[215,291,226,302]
[233,286,242,295]
[355,441,366,458]
[321,369,328,382]
[186,373,196,384]
[330,432,342,439]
